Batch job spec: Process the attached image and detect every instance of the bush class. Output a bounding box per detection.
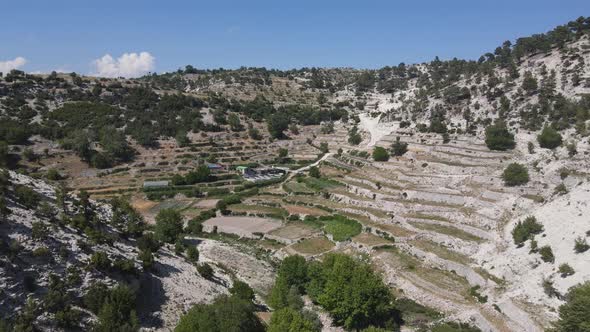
[308,166,320,178]
[268,307,321,332]
[390,137,408,156]
[15,185,41,208]
[554,281,590,331]
[539,245,555,263]
[138,249,154,270]
[84,282,110,313]
[512,216,544,245]
[554,183,568,195]
[502,163,529,186]
[372,146,389,161]
[485,123,516,151]
[574,237,589,253]
[89,251,111,271]
[559,264,575,278]
[197,263,214,280]
[537,126,562,149]
[187,246,199,263]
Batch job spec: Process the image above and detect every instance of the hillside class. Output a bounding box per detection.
[1,16,590,332]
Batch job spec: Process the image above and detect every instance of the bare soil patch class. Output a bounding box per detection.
[202,216,282,238]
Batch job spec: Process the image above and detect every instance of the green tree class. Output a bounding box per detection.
[175,130,190,147]
[267,113,290,139]
[348,126,362,145]
[230,280,255,302]
[554,281,590,332]
[485,123,516,151]
[309,253,397,330]
[185,165,211,184]
[309,166,320,178]
[502,163,530,186]
[522,71,538,94]
[372,146,390,161]
[0,141,8,167]
[95,285,139,332]
[537,126,563,149]
[155,209,183,243]
[228,113,243,131]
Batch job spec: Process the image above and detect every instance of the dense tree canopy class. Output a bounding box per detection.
[175,295,264,332]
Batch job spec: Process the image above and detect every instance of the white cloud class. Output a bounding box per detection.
[92,52,155,78]
[0,57,27,73]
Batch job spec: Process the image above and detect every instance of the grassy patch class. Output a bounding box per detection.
[228,203,287,216]
[409,222,484,243]
[352,233,394,247]
[409,239,472,265]
[299,176,342,191]
[290,236,335,255]
[283,181,315,194]
[318,215,362,241]
[405,213,450,222]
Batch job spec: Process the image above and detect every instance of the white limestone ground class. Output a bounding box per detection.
[1,171,275,331]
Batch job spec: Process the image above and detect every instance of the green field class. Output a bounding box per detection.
[318,215,362,241]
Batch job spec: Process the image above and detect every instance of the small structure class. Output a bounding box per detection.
[143,180,169,188]
[239,167,287,182]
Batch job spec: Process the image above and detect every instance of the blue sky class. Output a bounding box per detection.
[1,0,589,76]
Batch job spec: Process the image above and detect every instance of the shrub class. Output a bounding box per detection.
[197,263,214,280]
[308,166,320,178]
[31,221,49,240]
[539,245,555,263]
[390,137,408,156]
[574,237,589,253]
[512,216,544,245]
[15,185,41,208]
[372,146,389,161]
[84,282,110,313]
[502,163,529,186]
[348,126,362,145]
[537,126,562,149]
[268,307,321,332]
[554,183,568,195]
[137,233,161,253]
[469,285,488,303]
[559,264,575,278]
[186,246,199,263]
[528,141,535,154]
[46,168,62,180]
[138,249,154,271]
[89,251,111,271]
[485,123,516,151]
